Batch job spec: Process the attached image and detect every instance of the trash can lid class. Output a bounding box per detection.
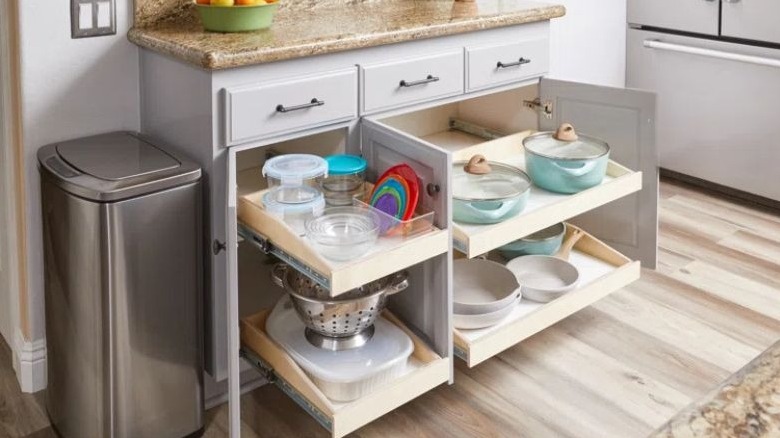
[38,132,201,202]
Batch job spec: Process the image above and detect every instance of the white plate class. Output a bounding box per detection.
[453,259,521,314]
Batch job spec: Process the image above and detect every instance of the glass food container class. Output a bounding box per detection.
[262,154,328,191]
[321,154,367,206]
[263,186,325,235]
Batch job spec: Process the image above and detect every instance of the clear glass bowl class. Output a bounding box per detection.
[305,207,380,261]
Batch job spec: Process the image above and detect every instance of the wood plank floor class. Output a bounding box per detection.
[5,178,780,438]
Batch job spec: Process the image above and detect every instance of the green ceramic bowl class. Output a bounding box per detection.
[195,2,279,32]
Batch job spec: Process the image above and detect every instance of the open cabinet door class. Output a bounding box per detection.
[361,118,453,361]
[540,78,658,268]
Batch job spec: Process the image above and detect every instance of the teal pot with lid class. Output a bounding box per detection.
[452,155,532,224]
[498,222,565,259]
[523,123,610,194]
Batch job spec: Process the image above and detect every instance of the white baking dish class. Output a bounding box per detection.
[266,297,413,402]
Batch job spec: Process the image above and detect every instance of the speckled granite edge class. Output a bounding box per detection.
[651,340,780,438]
[128,3,565,70]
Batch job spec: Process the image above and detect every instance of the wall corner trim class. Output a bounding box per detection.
[13,330,46,393]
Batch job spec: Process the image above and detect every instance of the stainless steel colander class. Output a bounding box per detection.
[271,264,409,350]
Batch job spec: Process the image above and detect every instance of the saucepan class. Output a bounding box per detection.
[498,222,566,259]
[452,155,532,224]
[523,123,610,194]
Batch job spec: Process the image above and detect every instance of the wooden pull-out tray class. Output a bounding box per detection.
[241,310,451,438]
[453,224,640,367]
[452,131,642,258]
[238,188,449,296]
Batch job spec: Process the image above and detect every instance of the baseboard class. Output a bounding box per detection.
[204,364,265,410]
[13,330,46,393]
[660,168,780,212]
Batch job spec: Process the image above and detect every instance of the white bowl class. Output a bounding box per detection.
[506,255,580,303]
[454,298,518,329]
[453,259,520,314]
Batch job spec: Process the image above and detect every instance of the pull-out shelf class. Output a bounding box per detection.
[237,187,449,296]
[453,224,640,367]
[241,310,451,438]
[450,131,642,258]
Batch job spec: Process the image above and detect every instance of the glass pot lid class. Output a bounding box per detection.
[523,123,610,161]
[452,156,531,201]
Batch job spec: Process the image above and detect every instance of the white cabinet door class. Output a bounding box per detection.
[722,0,780,45]
[540,78,658,268]
[628,0,719,35]
[361,119,453,359]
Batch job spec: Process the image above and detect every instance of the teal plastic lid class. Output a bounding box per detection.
[325,155,367,176]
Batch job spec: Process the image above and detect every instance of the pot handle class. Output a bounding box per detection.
[556,228,584,261]
[460,197,521,221]
[385,271,410,296]
[550,160,599,177]
[271,263,287,289]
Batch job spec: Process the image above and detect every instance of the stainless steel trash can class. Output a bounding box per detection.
[38,132,204,438]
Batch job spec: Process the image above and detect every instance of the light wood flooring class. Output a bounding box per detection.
[4,178,780,438]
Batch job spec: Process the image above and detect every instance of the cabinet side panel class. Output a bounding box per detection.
[139,50,225,379]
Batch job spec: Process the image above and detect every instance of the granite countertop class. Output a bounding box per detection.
[651,340,780,438]
[128,0,565,70]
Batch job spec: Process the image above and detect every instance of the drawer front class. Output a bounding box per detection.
[361,50,464,113]
[466,39,549,91]
[225,68,357,145]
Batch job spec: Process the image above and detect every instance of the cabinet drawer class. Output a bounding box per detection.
[466,39,549,91]
[454,224,640,367]
[360,50,464,114]
[241,309,450,438]
[225,69,357,145]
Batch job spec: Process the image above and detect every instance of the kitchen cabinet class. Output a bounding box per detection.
[138,19,657,438]
[722,0,780,45]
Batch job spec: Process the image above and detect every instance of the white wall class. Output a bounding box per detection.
[549,0,627,88]
[18,1,140,348]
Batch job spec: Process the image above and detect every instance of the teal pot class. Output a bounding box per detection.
[522,125,610,194]
[452,156,531,224]
[499,222,565,259]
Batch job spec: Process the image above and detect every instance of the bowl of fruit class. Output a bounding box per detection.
[194,0,280,32]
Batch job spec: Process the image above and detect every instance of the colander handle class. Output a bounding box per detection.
[385,271,410,296]
[271,263,287,289]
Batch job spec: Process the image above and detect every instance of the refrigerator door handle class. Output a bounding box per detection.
[643,39,780,68]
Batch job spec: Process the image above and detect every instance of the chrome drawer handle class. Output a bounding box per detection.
[497,58,531,69]
[276,98,324,113]
[399,75,439,87]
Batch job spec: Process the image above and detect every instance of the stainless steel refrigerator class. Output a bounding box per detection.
[38,132,204,438]
[627,0,780,203]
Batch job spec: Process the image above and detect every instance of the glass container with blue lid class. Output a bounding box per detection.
[321,154,367,206]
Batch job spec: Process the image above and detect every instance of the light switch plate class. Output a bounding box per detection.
[71,0,116,38]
